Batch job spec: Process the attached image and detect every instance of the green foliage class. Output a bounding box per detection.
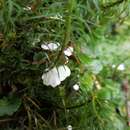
[0,96,21,116]
[0,0,130,130]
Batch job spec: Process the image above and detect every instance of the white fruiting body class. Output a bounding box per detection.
[117,64,125,71]
[112,63,125,71]
[67,125,72,130]
[41,42,60,51]
[42,65,71,88]
[64,46,74,56]
[73,84,80,91]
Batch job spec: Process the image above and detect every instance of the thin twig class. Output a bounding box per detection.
[0,118,16,123]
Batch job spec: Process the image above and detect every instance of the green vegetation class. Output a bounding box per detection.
[0,0,130,130]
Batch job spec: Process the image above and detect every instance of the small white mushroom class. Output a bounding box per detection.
[67,125,72,130]
[73,84,80,91]
[42,65,71,88]
[112,64,125,71]
[58,65,71,81]
[64,46,74,56]
[42,67,61,87]
[41,42,60,51]
[112,64,116,68]
[117,64,125,71]
[23,6,31,11]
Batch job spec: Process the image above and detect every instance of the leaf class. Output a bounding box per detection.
[79,53,92,64]
[80,73,94,91]
[97,88,111,100]
[0,96,21,116]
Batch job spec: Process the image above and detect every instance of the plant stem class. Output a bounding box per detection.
[63,0,74,46]
[92,93,104,124]
[59,87,68,123]
[48,0,75,69]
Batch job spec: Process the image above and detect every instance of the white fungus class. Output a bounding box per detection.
[42,65,71,88]
[58,65,71,81]
[64,46,74,56]
[41,42,60,51]
[42,67,61,87]
[117,64,125,71]
[112,64,116,68]
[112,64,125,71]
[67,125,72,130]
[73,84,80,91]
[23,6,31,11]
